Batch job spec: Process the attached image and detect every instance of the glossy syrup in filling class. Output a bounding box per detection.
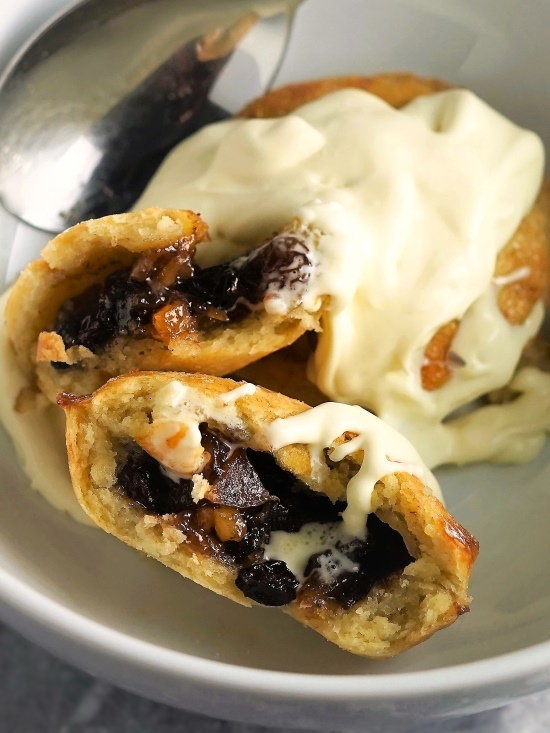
[116,425,413,608]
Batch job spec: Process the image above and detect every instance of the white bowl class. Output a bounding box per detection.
[1,1,550,730]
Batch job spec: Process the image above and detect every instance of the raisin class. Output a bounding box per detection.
[185,263,243,313]
[304,549,331,579]
[183,232,311,317]
[245,449,297,496]
[224,523,270,563]
[235,560,298,606]
[117,449,193,514]
[55,282,115,350]
[235,233,312,302]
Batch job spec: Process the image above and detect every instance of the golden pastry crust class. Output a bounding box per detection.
[241,73,550,393]
[60,371,478,659]
[496,180,550,324]
[239,72,450,117]
[6,208,318,404]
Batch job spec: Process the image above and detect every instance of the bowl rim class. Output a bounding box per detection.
[1,559,549,699]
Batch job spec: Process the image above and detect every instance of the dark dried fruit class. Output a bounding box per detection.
[363,513,413,576]
[200,426,270,508]
[117,448,193,514]
[188,232,311,316]
[224,523,270,563]
[246,449,345,531]
[51,232,313,360]
[235,560,299,606]
[212,449,270,507]
[321,569,378,609]
[199,425,230,478]
[237,233,312,300]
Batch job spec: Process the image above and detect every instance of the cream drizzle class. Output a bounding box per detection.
[218,382,257,405]
[492,266,532,287]
[266,402,440,539]
[265,522,358,581]
[137,87,546,467]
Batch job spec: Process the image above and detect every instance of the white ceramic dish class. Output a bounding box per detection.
[1,1,550,730]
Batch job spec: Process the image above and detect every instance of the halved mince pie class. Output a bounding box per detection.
[6,208,321,405]
[60,371,478,658]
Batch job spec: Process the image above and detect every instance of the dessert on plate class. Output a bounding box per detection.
[60,372,477,658]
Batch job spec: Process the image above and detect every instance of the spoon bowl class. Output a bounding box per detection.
[0,0,298,232]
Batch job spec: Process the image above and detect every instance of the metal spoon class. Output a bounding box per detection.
[0,0,300,233]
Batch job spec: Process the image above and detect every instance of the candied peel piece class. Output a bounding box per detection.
[151,301,200,344]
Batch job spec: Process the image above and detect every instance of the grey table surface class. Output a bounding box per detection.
[1,622,549,733]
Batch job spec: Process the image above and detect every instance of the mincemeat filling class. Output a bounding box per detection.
[116,425,413,608]
[51,233,312,367]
